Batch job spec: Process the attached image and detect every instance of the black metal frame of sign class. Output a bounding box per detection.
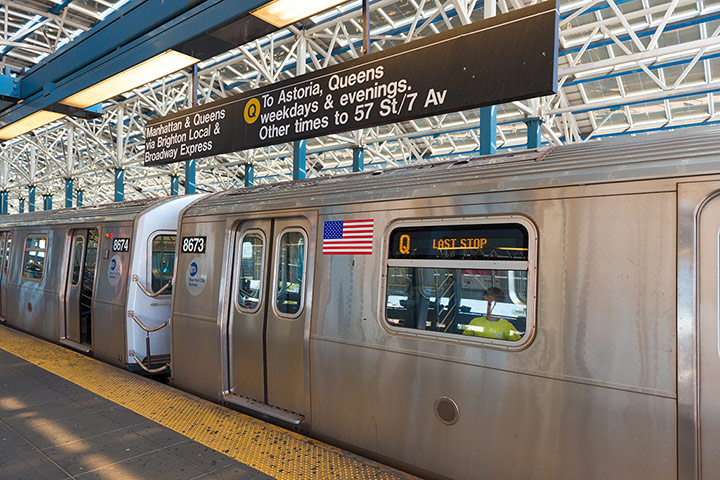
[144,2,558,166]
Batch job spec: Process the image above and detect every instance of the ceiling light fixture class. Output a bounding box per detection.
[252,0,347,28]
[0,110,66,140]
[61,49,199,109]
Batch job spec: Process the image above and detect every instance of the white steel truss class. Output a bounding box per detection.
[2,0,720,210]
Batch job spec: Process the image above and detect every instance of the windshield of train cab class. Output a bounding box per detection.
[384,221,535,346]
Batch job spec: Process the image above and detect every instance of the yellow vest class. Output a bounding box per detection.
[462,316,522,341]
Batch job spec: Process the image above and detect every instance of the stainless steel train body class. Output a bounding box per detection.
[0,196,196,371]
[169,126,720,480]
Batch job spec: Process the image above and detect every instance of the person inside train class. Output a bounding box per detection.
[462,287,523,341]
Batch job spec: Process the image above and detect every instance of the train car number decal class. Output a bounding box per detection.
[182,236,207,254]
[112,238,130,252]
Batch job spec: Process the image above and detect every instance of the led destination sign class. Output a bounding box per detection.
[144,2,558,166]
[389,224,528,261]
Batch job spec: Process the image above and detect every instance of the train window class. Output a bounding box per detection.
[236,231,265,312]
[274,229,307,317]
[150,234,175,295]
[71,236,84,285]
[22,235,48,281]
[384,220,536,346]
[5,233,12,275]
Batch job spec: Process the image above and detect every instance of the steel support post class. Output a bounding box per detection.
[114,168,125,202]
[170,175,179,196]
[524,117,542,149]
[0,191,6,215]
[65,178,74,208]
[293,140,307,181]
[352,146,365,172]
[43,195,52,211]
[186,64,199,195]
[28,186,36,212]
[76,190,84,207]
[19,198,25,214]
[244,163,254,187]
[185,159,196,194]
[479,106,497,155]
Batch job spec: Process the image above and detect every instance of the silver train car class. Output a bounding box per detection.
[0,196,196,372]
[168,125,720,480]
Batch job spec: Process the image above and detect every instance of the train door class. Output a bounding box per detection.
[0,231,8,321]
[697,192,720,478]
[64,228,98,349]
[225,217,312,425]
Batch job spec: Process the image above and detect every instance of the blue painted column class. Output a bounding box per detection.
[114,168,124,202]
[170,175,179,196]
[0,192,6,215]
[43,195,52,211]
[352,146,364,172]
[185,160,196,194]
[244,163,254,187]
[28,186,36,212]
[76,190,84,207]
[293,140,306,181]
[19,198,25,214]
[479,106,497,155]
[65,178,74,208]
[524,117,543,149]
[186,64,198,195]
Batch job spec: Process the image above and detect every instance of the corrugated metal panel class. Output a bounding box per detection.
[186,125,720,217]
[0,198,160,228]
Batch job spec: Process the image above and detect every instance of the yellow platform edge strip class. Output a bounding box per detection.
[0,325,414,480]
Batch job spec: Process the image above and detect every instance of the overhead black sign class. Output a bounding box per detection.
[144,2,558,166]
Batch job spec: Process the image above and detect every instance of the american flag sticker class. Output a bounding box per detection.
[322,219,374,255]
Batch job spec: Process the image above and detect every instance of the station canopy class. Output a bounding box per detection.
[0,0,718,206]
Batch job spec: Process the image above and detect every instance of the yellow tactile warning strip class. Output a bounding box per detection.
[0,325,417,480]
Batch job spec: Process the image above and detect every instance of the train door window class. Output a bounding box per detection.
[150,233,175,295]
[71,236,84,285]
[22,235,48,281]
[274,229,307,317]
[4,233,11,275]
[384,219,537,347]
[236,231,265,312]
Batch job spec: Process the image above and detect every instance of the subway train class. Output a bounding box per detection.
[2,125,720,479]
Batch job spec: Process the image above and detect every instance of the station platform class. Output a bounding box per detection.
[0,325,417,480]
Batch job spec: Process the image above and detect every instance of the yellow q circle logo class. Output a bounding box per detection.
[244,98,260,124]
[399,234,410,255]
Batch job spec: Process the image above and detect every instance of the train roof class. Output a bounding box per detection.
[184,124,720,217]
[0,198,162,228]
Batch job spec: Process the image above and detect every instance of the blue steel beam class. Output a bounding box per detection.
[244,163,254,187]
[479,106,497,155]
[43,195,52,211]
[28,186,35,212]
[170,175,180,195]
[65,178,73,208]
[352,146,364,172]
[293,140,307,181]
[115,168,125,202]
[76,190,84,207]
[19,198,24,213]
[1,0,271,130]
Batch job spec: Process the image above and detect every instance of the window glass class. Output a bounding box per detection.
[237,232,264,311]
[71,236,84,285]
[4,233,11,275]
[386,222,532,343]
[151,234,175,294]
[275,231,306,316]
[22,235,48,281]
